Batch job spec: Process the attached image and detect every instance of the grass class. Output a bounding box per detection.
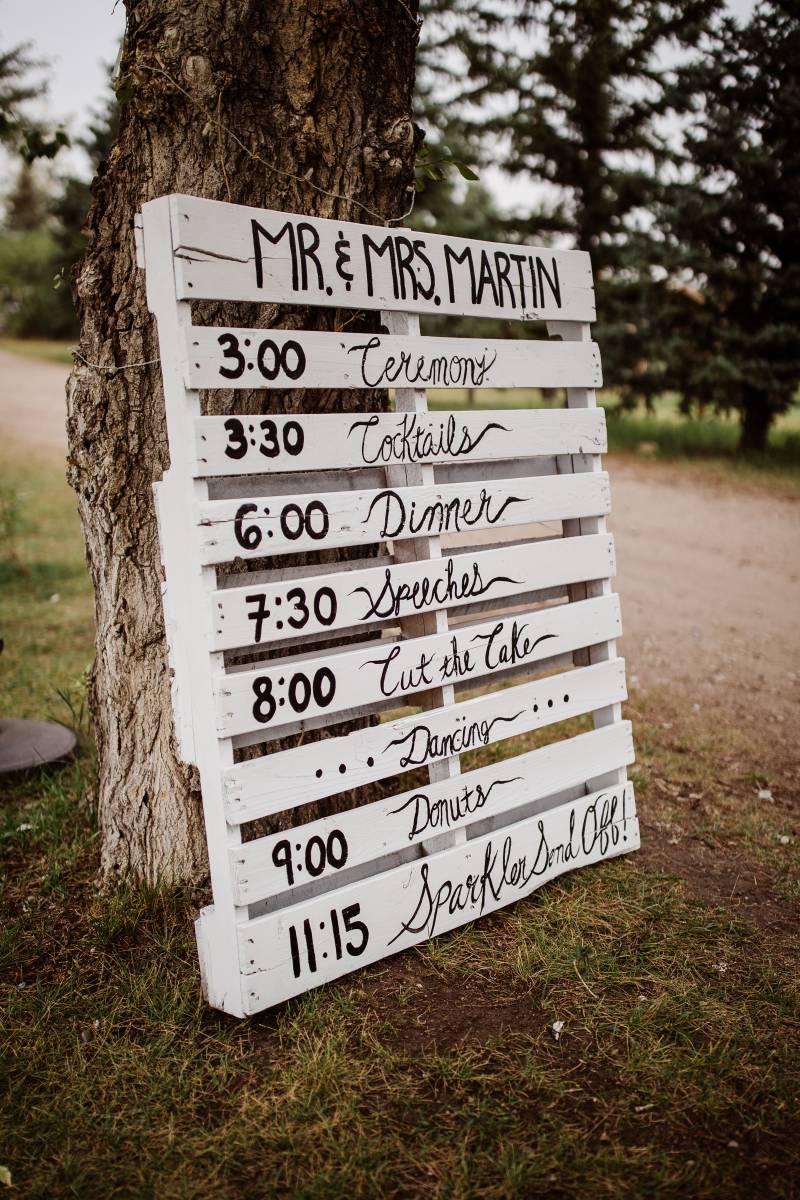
[0,337,74,366]
[2,802,798,1197]
[426,388,800,483]
[1,451,799,1198]
[0,455,94,726]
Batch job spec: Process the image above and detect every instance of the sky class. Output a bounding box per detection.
[2,0,125,163]
[2,0,760,190]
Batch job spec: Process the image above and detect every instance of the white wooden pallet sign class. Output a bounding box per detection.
[138,194,638,1018]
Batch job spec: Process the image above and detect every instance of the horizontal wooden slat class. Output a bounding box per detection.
[167,194,595,321]
[185,327,602,392]
[222,656,628,824]
[197,471,611,564]
[238,783,638,1011]
[214,594,621,738]
[232,721,634,904]
[193,405,606,477]
[210,531,616,651]
[204,453,568,499]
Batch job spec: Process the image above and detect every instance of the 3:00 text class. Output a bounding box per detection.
[218,332,307,382]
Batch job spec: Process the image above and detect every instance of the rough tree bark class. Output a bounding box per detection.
[66,0,421,884]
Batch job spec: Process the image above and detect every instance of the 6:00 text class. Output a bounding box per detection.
[234,500,330,551]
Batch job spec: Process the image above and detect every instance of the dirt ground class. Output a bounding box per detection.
[0,348,72,462]
[3,346,796,734]
[2,344,798,917]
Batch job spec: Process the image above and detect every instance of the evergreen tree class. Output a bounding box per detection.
[416,0,720,402]
[658,1,800,452]
[0,41,68,160]
[498,2,717,263]
[4,162,48,231]
[0,42,44,149]
[49,81,121,335]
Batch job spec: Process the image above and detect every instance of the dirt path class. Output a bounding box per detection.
[610,456,800,740]
[2,347,798,742]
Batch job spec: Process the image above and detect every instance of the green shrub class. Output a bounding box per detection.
[0,228,77,338]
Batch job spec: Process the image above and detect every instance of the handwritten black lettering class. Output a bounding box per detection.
[444,243,473,305]
[388,840,508,943]
[250,218,566,313]
[510,253,528,306]
[390,777,520,841]
[296,222,325,291]
[471,621,558,672]
[385,710,524,769]
[252,218,297,291]
[493,251,515,307]
[362,233,398,299]
[394,235,418,301]
[527,257,539,308]
[351,557,519,621]
[334,231,353,283]
[438,636,474,682]
[362,643,435,698]
[347,342,499,392]
[389,791,624,943]
[475,250,500,306]
[413,239,436,300]
[537,256,562,308]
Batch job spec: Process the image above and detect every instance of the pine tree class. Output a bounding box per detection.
[49,79,121,332]
[0,41,68,160]
[658,1,800,452]
[416,0,720,401]
[0,42,44,149]
[4,162,48,231]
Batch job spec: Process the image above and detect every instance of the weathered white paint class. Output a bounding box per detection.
[215,594,621,737]
[185,326,602,391]
[209,531,615,651]
[239,783,638,1011]
[549,317,626,792]
[232,721,634,904]
[193,405,606,476]
[197,471,611,563]
[142,197,249,1017]
[140,192,635,1017]
[221,657,629,824]
[170,194,595,321]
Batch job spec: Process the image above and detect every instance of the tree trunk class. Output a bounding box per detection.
[739,390,772,454]
[66,0,421,884]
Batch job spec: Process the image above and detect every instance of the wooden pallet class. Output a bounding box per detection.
[138,195,638,1017]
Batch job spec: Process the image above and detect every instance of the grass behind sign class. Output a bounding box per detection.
[1,445,798,1196]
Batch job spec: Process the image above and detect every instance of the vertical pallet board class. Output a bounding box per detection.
[140,195,638,1017]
